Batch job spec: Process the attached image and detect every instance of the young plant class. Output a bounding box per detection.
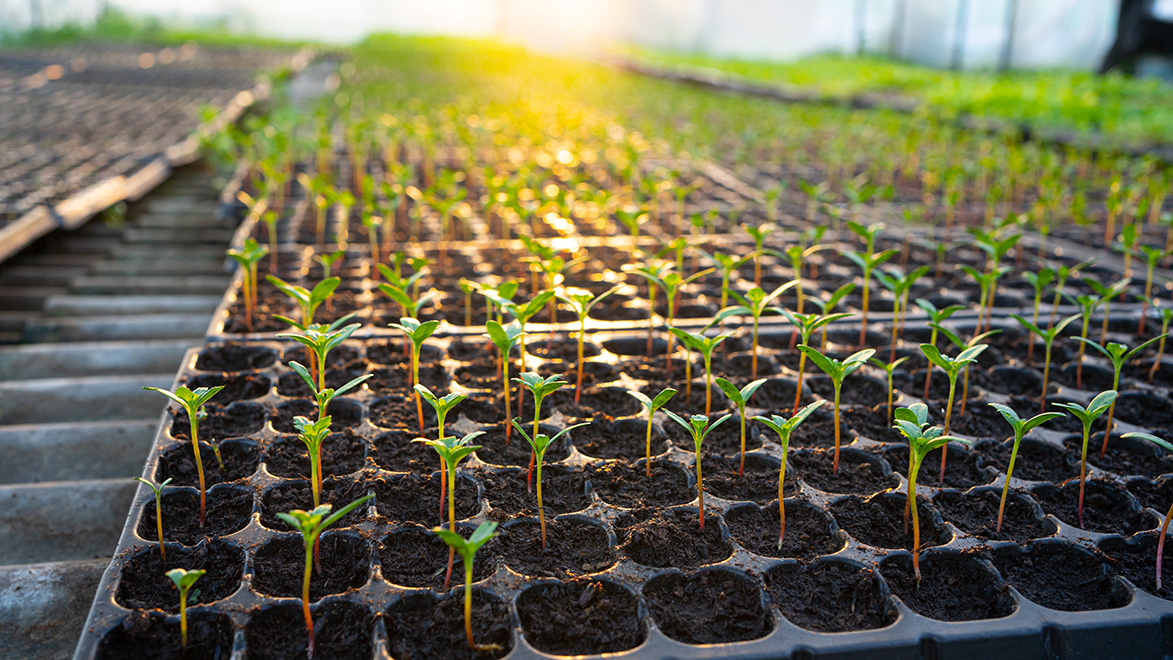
[414,430,483,590]
[143,385,224,527]
[892,403,966,579]
[669,327,730,413]
[278,495,374,659]
[809,283,856,350]
[755,400,826,546]
[556,287,620,403]
[713,282,796,378]
[489,289,556,411]
[1013,314,1080,412]
[629,388,677,475]
[511,420,589,550]
[165,568,205,649]
[875,265,929,361]
[699,249,755,324]
[1149,304,1173,382]
[844,221,899,348]
[631,266,713,370]
[797,346,876,473]
[715,377,768,476]
[432,521,501,651]
[987,404,1065,532]
[742,222,775,286]
[414,385,470,527]
[662,412,732,530]
[134,476,172,561]
[869,356,910,424]
[291,415,335,510]
[313,249,346,281]
[626,261,671,356]
[1054,391,1119,529]
[782,310,852,414]
[958,265,1010,336]
[268,276,341,330]
[934,326,1001,418]
[1074,336,1165,457]
[226,238,269,332]
[1086,277,1131,345]
[281,322,363,399]
[1021,267,1055,362]
[1138,246,1170,335]
[615,206,649,254]
[388,317,441,432]
[513,373,567,491]
[919,342,988,481]
[485,320,523,442]
[1120,432,1173,589]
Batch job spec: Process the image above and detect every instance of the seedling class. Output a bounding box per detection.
[415,430,483,590]
[714,377,768,476]
[698,249,755,325]
[1047,260,1094,330]
[1120,432,1173,588]
[280,322,363,396]
[662,412,732,530]
[226,238,269,332]
[629,388,677,476]
[485,320,524,442]
[1086,277,1131,345]
[844,221,899,348]
[432,521,501,651]
[134,476,172,560]
[669,327,730,413]
[919,342,988,481]
[268,276,340,330]
[631,265,713,371]
[513,372,567,491]
[1074,335,1165,456]
[893,403,967,579]
[875,265,929,360]
[742,222,775,285]
[1054,391,1119,529]
[713,282,797,378]
[488,289,555,412]
[1014,314,1080,411]
[934,326,1000,418]
[511,421,590,550]
[755,401,826,546]
[1137,246,1170,335]
[291,416,334,510]
[1021,268,1055,362]
[415,384,468,520]
[557,287,621,403]
[1148,304,1173,382]
[378,279,437,322]
[987,404,1065,532]
[143,385,224,527]
[798,346,875,473]
[958,265,1010,336]
[278,495,374,659]
[626,261,671,356]
[615,206,649,254]
[457,279,477,326]
[809,282,856,350]
[313,249,345,281]
[869,356,910,424]
[388,317,441,432]
[782,310,853,414]
[165,568,205,648]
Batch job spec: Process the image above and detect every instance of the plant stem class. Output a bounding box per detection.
[155,494,166,561]
[997,431,1022,533]
[536,457,546,551]
[751,316,760,379]
[738,411,747,477]
[1078,426,1089,529]
[832,385,842,474]
[696,447,705,530]
[922,329,937,400]
[412,349,424,433]
[1100,370,1121,458]
[910,465,922,580]
[1041,341,1053,413]
[463,564,475,649]
[940,378,957,482]
[502,357,512,443]
[527,399,542,493]
[575,319,585,404]
[859,276,870,349]
[190,415,206,528]
[777,448,788,547]
[793,352,807,415]
[178,585,189,648]
[302,538,315,659]
[444,462,457,591]
[1158,502,1173,590]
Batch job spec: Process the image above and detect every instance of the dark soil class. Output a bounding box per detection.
[1008,396,1086,434]
[616,507,731,568]
[551,385,642,419]
[368,395,438,430]
[261,478,370,530]
[517,579,645,655]
[764,561,895,632]
[482,465,590,518]
[170,402,266,441]
[787,411,842,449]
[701,453,795,504]
[829,493,944,551]
[791,449,898,496]
[252,533,370,599]
[880,445,992,490]
[948,400,1013,440]
[978,439,1076,483]
[97,611,232,660]
[537,360,620,388]
[116,540,243,611]
[460,395,552,425]
[369,430,439,472]
[385,589,512,660]
[1099,534,1173,600]
[1115,392,1173,432]
[992,542,1125,611]
[264,431,368,479]
[644,569,773,644]
[881,553,1015,621]
[843,405,911,444]
[498,517,617,578]
[365,363,449,393]
[184,372,271,402]
[245,601,373,660]
[1032,480,1154,535]
[195,343,277,371]
[138,486,252,545]
[725,501,844,559]
[156,439,257,486]
[373,472,480,526]
[587,460,693,508]
[571,416,667,461]
[473,423,569,467]
[378,524,497,589]
[273,399,362,433]
[748,377,812,412]
[933,489,1054,544]
[1126,476,1173,512]
[808,375,889,407]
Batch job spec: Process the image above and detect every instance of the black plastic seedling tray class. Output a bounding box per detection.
[74,318,1173,660]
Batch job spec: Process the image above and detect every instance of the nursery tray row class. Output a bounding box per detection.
[75,316,1173,659]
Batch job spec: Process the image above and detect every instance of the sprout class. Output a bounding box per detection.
[557,287,621,404]
[1073,336,1165,457]
[714,377,767,476]
[742,222,775,286]
[1137,247,1170,336]
[281,322,364,400]
[268,275,341,330]
[958,265,1010,337]
[874,266,929,361]
[513,373,567,491]
[913,299,965,399]
[934,326,1000,418]
[669,327,731,413]
[457,278,477,326]
[511,421,589,550]
[713,282,796,379]
[432,521,501,651]
[415,431,483,590]
[278,495,374,659]
[697,249,756,328]
[165,568,205,648]
[1054,391,1119,529]
[134,476,172,561]
[1149,305,1173,382]
[919,342,987,480]
[614,206,648,254]
[415,384,468,522]
[893,403,967,579]
[1021,268,1055,362]
[782,310,852,414]
[313,249,346,281]
[797,346,875,474]
[485,320,524,442]
[361,212,384,269]
[629,388,677,476]
[388,317,441,432]
[226,238,270,333]
[755,401,825,546]
[662,412,732,530]
[626,261,671,356]
[1013,313,1079,412]
[844,221,898,348]
[379,279,437,322]
[143,385,224,527]
[1121,432,1173,589]
[987,404,1065,532]
[630,265,713,371]
[774,241,829,347]
[490,290,556,410]
[869,355,910,424]
[1085,277,1131,346]
[809,282,856,350]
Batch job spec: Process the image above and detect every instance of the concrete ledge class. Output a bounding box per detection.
[0,559,108,660]
[0,339,195,380]
[0,419,156,484]
[23,313,212,343]
[0,373,171,424]
[0,479,136,565]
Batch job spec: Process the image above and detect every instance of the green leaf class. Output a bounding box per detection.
[1122,432,1173,454]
